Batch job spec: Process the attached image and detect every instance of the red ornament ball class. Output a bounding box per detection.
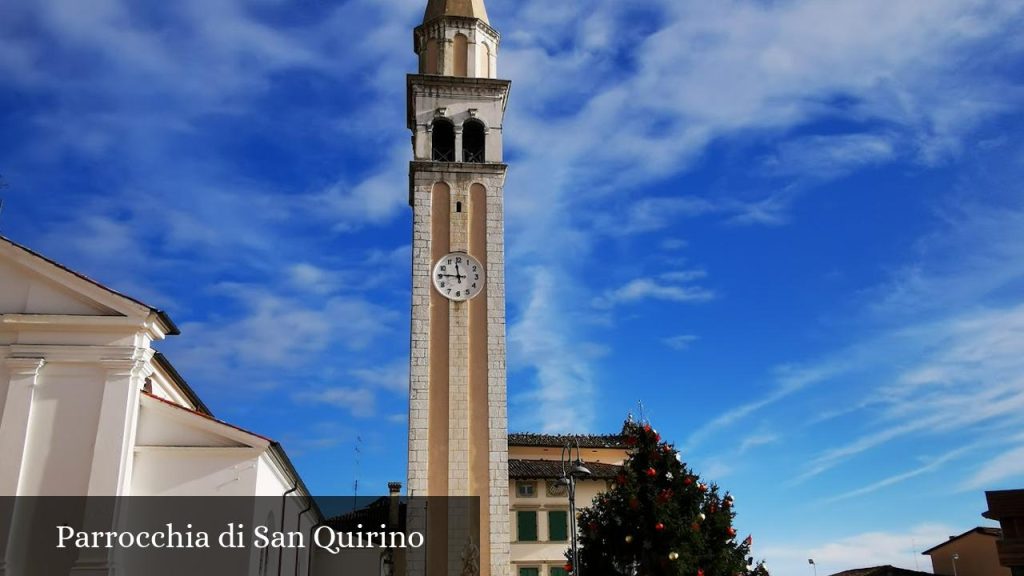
[684,476,694,486]
[728,527,737,537]
[564,563,573,572]
[698,569,705,576]
[646,467,657,478]
[655,522,665,531]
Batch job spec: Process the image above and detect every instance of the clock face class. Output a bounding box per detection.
[432,252,484,301]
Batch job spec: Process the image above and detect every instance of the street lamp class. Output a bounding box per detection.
[561,438,592,576]
[952,553,959,576]
[808,559,817,576]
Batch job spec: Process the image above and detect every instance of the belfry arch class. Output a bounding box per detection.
[431,118,455,161]
[463,119,486,163]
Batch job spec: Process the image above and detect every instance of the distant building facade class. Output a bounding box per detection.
[922,527,1010,576]
[507,433,629,576]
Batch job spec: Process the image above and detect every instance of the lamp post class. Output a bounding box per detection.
[952,553,959,576]
[808,559,817,576]
[561,438,592,576]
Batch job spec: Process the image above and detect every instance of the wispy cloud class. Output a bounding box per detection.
[593,276,715,309]
[663,334,699,351]
[763,523,954,576]
[509,268,598,433]
[823,447,971,503]
[961,438,1024,490]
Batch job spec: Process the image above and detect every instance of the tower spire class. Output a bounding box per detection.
[422,0,489,24]
[414,0,499,78]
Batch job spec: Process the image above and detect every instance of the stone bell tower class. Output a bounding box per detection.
[406,0,510,575]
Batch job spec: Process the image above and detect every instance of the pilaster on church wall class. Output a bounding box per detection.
[0,339,153,496]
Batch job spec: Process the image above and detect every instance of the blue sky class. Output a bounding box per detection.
[3,0,1024,573]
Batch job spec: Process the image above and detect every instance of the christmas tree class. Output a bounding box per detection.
[571,418,769,576]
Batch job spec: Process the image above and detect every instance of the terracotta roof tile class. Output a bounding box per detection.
[508,458,621,480]
[508,433,627,449]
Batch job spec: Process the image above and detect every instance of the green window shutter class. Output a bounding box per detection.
[551,568,569,576]
[519,568,539,576]
[517,511,538,542]
[548,510,568,541]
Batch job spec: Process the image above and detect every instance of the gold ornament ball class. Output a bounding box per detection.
[669,551,679,561]
[625,535,634,543]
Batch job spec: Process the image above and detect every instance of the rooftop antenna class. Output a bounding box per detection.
[637,400,647,425]
[353,434,363,510]
[913,538,919,571]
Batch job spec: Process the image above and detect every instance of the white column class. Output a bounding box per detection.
[86,359,147,497]
[454,125,464,162]
[0,358,43,576]
[0,357,45,496]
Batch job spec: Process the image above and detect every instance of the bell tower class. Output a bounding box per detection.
[406,0,510,575]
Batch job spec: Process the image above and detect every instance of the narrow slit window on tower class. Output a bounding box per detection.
[431,119,455,162]
[456,201,462,213]
[462,120,486,163]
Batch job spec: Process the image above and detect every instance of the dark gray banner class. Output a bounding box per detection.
[0,496,480,576]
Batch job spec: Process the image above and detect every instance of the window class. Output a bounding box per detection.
[462,119,486,163]
[519,568,539,576]
[550,568,569,576]
[431,119,455,162]
[517,511,537,542]
[548,510,568,542]
[516,481,536,498]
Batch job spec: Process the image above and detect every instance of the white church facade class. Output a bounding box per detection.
[0,235,320,575]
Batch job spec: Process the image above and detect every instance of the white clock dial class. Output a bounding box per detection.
[432,252,484,301]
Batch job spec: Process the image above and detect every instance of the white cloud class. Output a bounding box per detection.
[295,387,376,418]
[170,284,399,384]
[763,523,954,576]
[663,334,698,351]
[738,432,780,455]
[350,359,409,395]
[594,276,715,309]
[508,267,597,433]
[310,145,411,232]
[823,446,971,503]
[961,441,1024,490]
[762,133,898,180]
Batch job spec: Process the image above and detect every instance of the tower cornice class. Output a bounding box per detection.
[406,74,511,131]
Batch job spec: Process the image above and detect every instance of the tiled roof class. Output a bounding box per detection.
[920,526,1003,554]
[509,459,621,480]
[829,565,933,576]
[508,433,628,449]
